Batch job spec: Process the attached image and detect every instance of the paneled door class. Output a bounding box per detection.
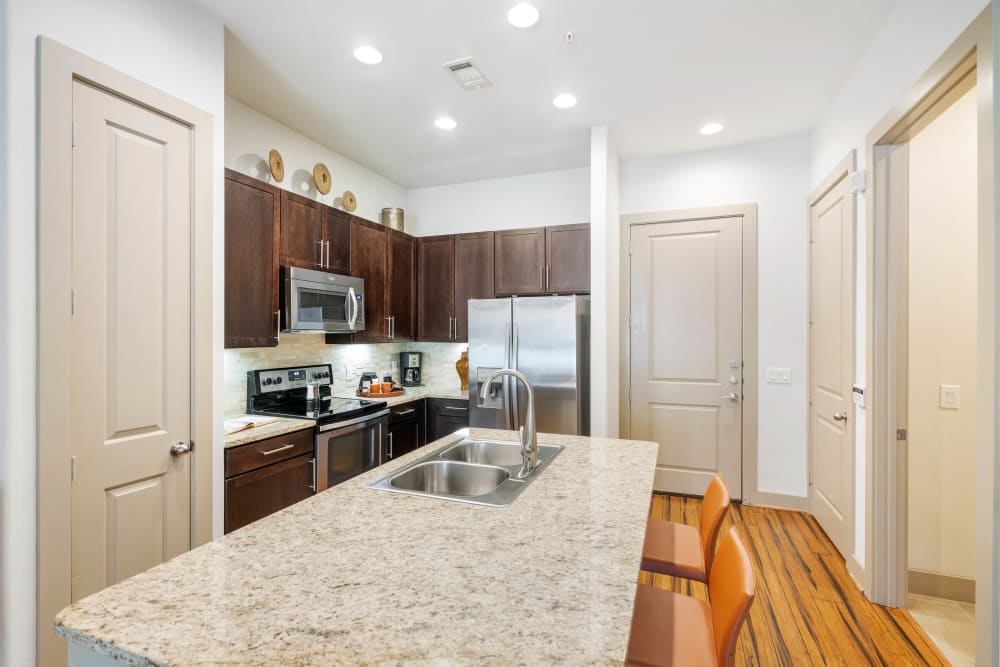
[70,80,193,600]
[808,172,854,556]
[629,217,743,497]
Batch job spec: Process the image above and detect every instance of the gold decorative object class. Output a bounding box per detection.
[313,162,332,194]
[381,207,405,231]
[456,350,469,392]
[268,149,285,182]
[342,190,358,212]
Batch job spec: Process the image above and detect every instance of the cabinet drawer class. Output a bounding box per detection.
[225,428,314,478]
[388,399,424,425]
[225,453,315,534]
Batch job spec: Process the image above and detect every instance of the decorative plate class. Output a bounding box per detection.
[342,190,357,212]
[313,162,332,194]
[268,149,285,182]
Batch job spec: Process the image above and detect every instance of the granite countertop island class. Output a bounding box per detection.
[56,428,659,666]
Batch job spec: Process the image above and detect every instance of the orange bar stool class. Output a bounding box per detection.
[640,474,731,583]
[626,527,756,667]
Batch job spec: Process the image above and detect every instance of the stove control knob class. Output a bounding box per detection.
[313,373,321,379]
[274,377,283,385]
[263,378,273,386]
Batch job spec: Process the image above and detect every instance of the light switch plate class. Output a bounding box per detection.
[940,385,960,409]
[767,367,792,384]
[853,386,865,408]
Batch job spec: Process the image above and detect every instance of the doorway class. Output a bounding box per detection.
[863,10,994,665]
[37,38,215,666]
[621,205,758,500]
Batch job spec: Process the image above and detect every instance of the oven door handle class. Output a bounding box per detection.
[317,409,390,433]
[347,287,358,330]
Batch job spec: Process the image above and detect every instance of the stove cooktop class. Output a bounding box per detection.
[247,364,387,425]
[252,396,386,424]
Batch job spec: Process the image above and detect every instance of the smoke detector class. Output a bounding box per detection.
[442,58,492,91]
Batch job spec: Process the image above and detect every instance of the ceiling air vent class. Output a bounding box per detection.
[442,58,492,91]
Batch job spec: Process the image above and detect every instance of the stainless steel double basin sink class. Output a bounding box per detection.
[367,434,563,507]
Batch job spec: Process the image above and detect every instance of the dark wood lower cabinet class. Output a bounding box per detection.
[386,400,425,461]
[427,398,470,442]
[224,453,315,534]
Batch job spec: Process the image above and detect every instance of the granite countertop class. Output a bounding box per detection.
[223,417,316,449]
[56,428,658,666]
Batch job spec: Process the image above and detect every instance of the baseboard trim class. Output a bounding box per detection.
[748,490,809,511]
[847,554,868,594]
[908,569,976,603]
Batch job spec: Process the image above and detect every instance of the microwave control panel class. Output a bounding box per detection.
[252,365,333,394]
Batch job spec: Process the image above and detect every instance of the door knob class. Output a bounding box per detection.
[170,441,192,456]
[833,412,848,421]
[722,392,739,401]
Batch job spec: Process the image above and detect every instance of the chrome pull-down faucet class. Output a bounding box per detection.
[479,368,537,478]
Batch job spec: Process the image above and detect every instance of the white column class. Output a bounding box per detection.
[589,126,621,437]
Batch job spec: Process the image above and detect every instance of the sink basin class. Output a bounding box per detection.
[368,434,564,507]
[389,460,508,497]
[439,439,563,468]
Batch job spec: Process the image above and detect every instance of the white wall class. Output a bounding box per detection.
[405,166,590,237]
[225,97,406,222]
[810,0,989,569]
[1,0,225,664]
[907,89,978,581]
[590,127,621,438]
[621,135,812,499]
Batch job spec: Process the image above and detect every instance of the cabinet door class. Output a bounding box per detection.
[428,398,470,442]
[417,235,456,341]
[386,419,420,461]
[224,453,315,534]
[224,169,280,348]
[351,218,389,342]
[495,227,546,296]
[546,224,591,294]
[322,206,352,274]
[454,232,495,342]
[387,229,416,341]
[279,190,323,270]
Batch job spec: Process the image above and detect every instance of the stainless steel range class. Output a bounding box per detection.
[247,364,388,490]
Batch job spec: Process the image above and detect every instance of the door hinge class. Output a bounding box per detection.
[70,456,76,482]
[71,121,76,148]
[896,429,907,441]
[70,289,75,315]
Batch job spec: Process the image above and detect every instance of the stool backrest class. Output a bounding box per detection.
[700,474,731,577]
[708,527,756,667]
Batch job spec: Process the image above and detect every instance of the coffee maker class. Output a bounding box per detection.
[400,351,422,387]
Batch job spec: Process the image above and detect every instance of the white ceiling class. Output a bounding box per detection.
[195,0,898,188]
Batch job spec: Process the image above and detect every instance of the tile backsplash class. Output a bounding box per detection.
[223,335,468,415]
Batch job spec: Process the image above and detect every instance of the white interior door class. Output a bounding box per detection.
[808,174,854,556]
[629,217,743,497]
[70,80,193,600]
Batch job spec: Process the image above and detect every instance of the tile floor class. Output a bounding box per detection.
[908,593,976,666]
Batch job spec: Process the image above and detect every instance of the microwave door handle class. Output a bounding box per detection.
[347,287,358,329]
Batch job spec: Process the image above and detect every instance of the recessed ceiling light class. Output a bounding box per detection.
[553,94,577,109]
[353,46,383,65]
[435,117,458,130]
[507,3,540,28]
[700,122,724,135]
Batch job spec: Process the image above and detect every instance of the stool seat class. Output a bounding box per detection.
[641,519,707,582]
[626,584,716,667]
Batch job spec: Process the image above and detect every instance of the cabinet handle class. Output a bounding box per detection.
[386,315,392,339]
[260,443,295,456]
[310,457,317,492]
[392,315,396,339]
[274,310,281,343]
[546,265,550,291]
[443,406,468,412]
[448,316,453,340]
[316,240,324,268]
[388,432,394,459]
[325,240,331,268]
[395,408,416,416]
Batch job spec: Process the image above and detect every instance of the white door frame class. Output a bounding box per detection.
[619,204,761,505]
[37,37,215,666]
[806,151,857,566]
[862,8,995,665]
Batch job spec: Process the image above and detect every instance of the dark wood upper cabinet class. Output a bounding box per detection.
[546,224,590,294]
[322,207,352,275]
[495,227,546,296]
[417,235,456,342]
[387,229,416,342]
[350,218,389,342]
[454,232,495,341]
[279,190,323,270]
[224,169,280,348]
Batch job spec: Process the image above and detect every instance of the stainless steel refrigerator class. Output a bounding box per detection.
[468,295,590,436]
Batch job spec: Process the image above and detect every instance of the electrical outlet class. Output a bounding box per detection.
[940,385,960,409]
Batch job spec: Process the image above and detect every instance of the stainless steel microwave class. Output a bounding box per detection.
[282,267,365,334]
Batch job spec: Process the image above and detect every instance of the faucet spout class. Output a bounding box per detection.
[479,368,538,478]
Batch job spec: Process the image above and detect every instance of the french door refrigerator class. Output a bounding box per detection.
[468,295,590,436]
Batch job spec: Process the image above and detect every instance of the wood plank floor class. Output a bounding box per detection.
[639,495,951,666]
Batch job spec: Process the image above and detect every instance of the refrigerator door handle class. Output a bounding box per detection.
[511,320,520,429]
[503,322,513,430]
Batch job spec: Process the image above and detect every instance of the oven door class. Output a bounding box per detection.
[315,411,388,490]
[284,272,365,333]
